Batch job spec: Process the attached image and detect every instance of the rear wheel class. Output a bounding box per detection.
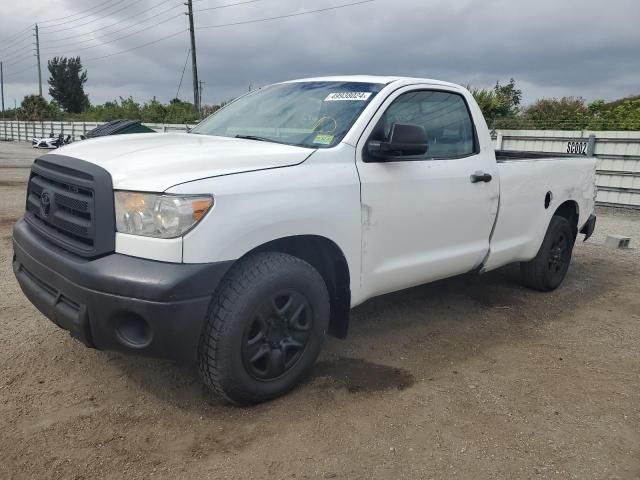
[198,252,329,405]
[520,216,575,291]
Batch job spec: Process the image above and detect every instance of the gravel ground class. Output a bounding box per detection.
[1,141,639,479]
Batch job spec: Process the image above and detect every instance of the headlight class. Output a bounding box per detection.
[114,191,213,238]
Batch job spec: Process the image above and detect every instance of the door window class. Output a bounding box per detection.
[371,90,477,159]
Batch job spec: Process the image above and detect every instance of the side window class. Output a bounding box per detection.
[372,90,476,159]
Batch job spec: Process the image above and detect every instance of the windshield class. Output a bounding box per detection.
[190,81,384,148]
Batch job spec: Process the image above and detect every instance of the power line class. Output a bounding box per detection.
[40,0,129,29]
[43,0,268,51]
[83,29,188,62]
[41,14,183,55]
[1,58,32,69]
[0,25,33,45]
[58,0,376,63]
[0,30,33,54]
[41,1,151,34]
[1,0,178,54]
[43,1,183,47]
[38,0,122,25]
[193,0,273,13]
[2,0,378,94]
[0,0,123,47]
[175,48,191,99]
[3,64,36,79]
[197,0,376,30]
[1,44,35,64]
[1,47,33,65]
[42,0,270,53]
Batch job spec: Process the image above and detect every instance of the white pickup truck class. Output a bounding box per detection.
[13,76,597,404]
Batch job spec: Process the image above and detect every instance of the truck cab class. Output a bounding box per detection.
[13,76,597,404]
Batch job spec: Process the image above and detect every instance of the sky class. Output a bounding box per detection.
[1,0,639,108]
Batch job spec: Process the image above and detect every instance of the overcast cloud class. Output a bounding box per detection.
[1,0,639,108]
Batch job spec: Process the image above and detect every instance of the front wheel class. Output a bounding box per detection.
[198,252,330,405]
[520,215,575,291]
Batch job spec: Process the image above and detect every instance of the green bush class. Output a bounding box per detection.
[4,84,638,131]
[469,79,639,130]
[61,97,207,124]
[16,95,62,121]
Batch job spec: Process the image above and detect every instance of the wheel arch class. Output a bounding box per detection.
[239,235,351,339]
[553,200,580,239]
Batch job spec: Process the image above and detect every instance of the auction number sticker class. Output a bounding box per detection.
[325,92,372,101]
[566,141,588,155]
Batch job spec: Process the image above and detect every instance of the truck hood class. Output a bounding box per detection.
[48,132,315,191]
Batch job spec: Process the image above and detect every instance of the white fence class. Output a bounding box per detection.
[0,120,192,142]
[2,121,639,208]
[496,130,640,208]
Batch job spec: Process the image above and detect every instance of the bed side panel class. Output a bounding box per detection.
[484,157,596,271]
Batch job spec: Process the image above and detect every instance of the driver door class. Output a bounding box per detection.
[356,85,500,299]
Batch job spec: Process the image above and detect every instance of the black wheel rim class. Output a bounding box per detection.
[548,232,569,278]
[241,290,313,381]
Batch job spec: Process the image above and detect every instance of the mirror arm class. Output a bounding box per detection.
[368,140,383,152]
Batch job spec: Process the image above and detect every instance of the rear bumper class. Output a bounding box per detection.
[12,218,233,363]
[580,213,597,241]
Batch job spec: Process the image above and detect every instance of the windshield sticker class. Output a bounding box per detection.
[313,134,335,145]
[324,92,372,102]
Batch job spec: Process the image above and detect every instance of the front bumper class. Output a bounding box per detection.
[12,218,233,363]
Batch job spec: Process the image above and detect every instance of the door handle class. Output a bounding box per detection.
[470,171,493,183]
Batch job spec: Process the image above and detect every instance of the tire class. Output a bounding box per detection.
[198,252,330,405]
[520,216,575,292]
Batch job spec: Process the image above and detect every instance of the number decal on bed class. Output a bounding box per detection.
[566,141,588,155]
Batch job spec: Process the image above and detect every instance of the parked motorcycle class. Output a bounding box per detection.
[32,133,72,149]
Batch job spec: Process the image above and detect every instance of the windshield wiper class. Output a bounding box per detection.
[234,134,272,142]
[233,134,310,149]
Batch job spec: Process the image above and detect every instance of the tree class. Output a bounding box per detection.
[471,78,522,128]
[47,56,89,113]
[471,88,506,121]
[164,98,199,123]
[587,97,640,130]
[141,97,167,123]
[16,95,59,120]
[117,96,143,120]
[521,97,589,129]
[201,103,221,117]
[494,78,522,116]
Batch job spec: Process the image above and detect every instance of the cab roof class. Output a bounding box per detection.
[281,75,461,89]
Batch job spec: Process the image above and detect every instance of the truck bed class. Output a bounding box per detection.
[484,153,597,272]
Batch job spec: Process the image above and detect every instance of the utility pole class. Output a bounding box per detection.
[185,0,199,113]
[198,80,205,114]
[34,24,42,97]
[1,61,5,119]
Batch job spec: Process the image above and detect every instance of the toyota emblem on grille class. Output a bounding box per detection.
[40,191,52,217]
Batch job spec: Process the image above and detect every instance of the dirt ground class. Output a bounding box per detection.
[1,141,639,480]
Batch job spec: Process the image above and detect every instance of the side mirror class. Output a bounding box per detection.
[366,123,428,161]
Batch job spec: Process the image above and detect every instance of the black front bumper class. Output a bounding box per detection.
[12,218,233,363]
